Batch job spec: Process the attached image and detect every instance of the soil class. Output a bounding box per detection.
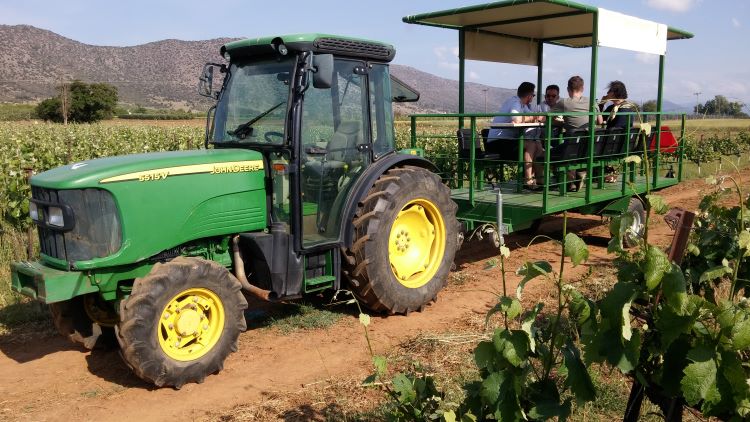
[0,170,739,422]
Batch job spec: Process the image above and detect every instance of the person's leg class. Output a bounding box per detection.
[524,139,544,184]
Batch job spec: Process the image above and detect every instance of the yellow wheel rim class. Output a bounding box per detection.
[389,198,446,288]
[157,287,225,362]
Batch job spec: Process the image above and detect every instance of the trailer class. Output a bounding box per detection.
[402,0,692,242]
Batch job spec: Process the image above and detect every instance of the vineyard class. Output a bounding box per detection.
[1,120,749,233]
[0,118,749,420]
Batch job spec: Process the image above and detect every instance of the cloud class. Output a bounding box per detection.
[644,0,698,12]
[635,52,658,64]
[469,71,480,81]
[732,18,741,28]
[434,45,459,72]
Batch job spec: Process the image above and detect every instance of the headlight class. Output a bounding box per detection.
[29,202,39,221]
[47,206,64,227]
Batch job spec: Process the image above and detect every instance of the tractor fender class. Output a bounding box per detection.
[339,153,438,249]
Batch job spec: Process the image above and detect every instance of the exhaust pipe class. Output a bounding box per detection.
[231,235,273,301]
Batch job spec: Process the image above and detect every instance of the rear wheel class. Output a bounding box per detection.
[345,166,458,314]
[116,257,247,388]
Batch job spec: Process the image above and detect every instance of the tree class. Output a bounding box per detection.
[35,81,118,123]
[642,100,657,113]
[695,95,747,117]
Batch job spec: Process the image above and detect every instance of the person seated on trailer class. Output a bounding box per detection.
[539,84,562,138]
[550,75,594,191]
[486,81,545,190]
[596,80,636,183]
[540,84,560,112]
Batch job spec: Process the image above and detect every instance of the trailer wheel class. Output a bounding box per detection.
[49,294,116,349]
[622,197,646,248]
[116,257,247,388]
[346,166,458,314]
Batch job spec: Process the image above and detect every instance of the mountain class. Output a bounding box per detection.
[0,25,515,113]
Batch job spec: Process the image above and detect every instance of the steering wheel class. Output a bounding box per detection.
[264,131,284,143]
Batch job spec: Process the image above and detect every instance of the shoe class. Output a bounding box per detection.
[524,178,542,191]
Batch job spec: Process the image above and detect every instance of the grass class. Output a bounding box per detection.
[0,229,51,334]
[263,302,346,334]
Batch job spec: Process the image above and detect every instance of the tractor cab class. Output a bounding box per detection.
[199,35,417,250]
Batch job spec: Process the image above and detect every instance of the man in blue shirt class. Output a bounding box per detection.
[486,82,544,188]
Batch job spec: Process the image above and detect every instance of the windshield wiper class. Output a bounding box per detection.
[228,101,285,139]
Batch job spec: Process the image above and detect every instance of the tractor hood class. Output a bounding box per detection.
[29,148,268,270]
[32,149,264,189]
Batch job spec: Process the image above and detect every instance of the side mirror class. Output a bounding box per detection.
[312,54,333,89]
[199,63,225,99]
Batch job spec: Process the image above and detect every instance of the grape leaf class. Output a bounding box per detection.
[699,265,733,283]
[474,341,496,371]
[516,261,552,299]
[646,194,669,215]
[681,347,719,406]
[392,373,416,403]
[564,233,589,266]
[561,342,596,403]
[480,371,504,405]
[493,330,529,368]
[522,303,544,353]
[372,355,387,377]
[644,245,671,290]
[486,296,522,326]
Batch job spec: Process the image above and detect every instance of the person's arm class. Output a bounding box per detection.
[550,100,564,126]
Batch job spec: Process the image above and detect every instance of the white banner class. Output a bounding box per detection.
[598,8,667,56]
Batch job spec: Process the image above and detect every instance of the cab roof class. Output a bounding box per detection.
[221,33,396,62]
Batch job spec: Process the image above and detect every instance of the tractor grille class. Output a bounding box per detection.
[313,38,393,61]
[32,187,122,263]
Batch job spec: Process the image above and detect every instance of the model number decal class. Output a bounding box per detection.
[138,171,169,182]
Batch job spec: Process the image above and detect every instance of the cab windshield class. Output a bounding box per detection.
[212,56,294,145]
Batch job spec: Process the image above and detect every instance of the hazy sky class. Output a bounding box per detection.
[1,0,748,107]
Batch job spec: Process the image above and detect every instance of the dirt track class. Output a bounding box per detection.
[0,170,731,422]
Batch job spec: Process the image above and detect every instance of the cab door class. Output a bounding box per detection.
[298,59,371,248]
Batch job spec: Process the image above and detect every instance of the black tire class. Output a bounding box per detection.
[49,294,116,349]
[344,166,458,314]
[622,197,646,248]
[116,257,247,388]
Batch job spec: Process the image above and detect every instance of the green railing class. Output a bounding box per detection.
[408,111,686,214]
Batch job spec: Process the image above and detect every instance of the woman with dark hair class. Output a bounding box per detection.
[597,80,635,130]
[597,80,636,182]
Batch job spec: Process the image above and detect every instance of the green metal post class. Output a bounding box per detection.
[542,119,552,213]
[458,30,466,129]
[654,54,665,188]
[410,115,417,149]
[470,117,476,206]
[537,42,544,107]
[678,114,686,181]
[586,11,599,203]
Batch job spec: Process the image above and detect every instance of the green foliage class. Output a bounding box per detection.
[585,177,750,419]
[0,122,203,230]
[0,103,38,121]
[696,95,748,117]
[641,100,657,113]
[35,80,118,123]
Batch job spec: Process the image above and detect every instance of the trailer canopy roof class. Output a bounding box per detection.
[403,0,693,66]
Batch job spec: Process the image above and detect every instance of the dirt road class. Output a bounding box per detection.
[0,171,729,422]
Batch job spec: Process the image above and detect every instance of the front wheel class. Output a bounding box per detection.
[116,257,247,388]
[345,166,458,314]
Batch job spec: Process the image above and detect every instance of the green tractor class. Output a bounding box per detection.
[11,34,459,387]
